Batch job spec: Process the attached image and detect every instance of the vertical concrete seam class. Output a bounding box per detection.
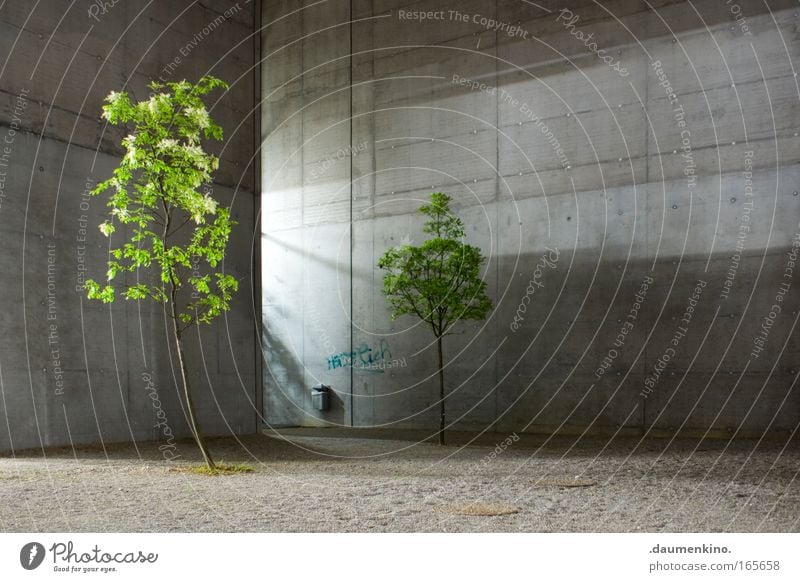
[253,0,263,432]
[349,0,355,426]
[300,4,307,426]
[642,46,650,432]
[493,0,500,433]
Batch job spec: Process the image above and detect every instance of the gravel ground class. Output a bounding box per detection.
[0,430,798,532]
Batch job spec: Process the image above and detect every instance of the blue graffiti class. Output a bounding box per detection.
[326,339,393,372]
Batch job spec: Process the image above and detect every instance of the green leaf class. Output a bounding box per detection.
[86,279,116,303]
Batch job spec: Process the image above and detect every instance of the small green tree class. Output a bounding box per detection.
[378,193,493,445]
[85,76,238,470]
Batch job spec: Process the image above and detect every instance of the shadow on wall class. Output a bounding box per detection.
[262,308,350,429]
[261,243,800,436]
[484,249,799,437]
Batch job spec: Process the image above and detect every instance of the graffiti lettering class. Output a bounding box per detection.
[326,339,404,373]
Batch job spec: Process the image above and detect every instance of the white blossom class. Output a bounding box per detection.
[186,106,210,129]
[123,136,137,163]
[186,144,204,158]
[202,196,218,214]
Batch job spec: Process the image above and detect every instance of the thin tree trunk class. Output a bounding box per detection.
[170,293,216,469]
[437,335,445,446]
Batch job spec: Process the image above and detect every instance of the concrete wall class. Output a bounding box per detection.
[261,0,800,437]
[0,1,260,452]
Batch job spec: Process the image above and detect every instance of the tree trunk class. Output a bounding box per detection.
[170,295,216,470]
[437,335,445,446]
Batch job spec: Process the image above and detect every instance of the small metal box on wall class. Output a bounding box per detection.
[311,384,331,411]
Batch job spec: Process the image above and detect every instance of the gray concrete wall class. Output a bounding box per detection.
[0,1,260,452]
[261,0,800,438]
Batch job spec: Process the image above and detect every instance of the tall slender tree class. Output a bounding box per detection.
[85,76,238,469]
[378,193,493,445]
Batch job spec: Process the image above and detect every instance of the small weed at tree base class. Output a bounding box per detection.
[175,463,254,476]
